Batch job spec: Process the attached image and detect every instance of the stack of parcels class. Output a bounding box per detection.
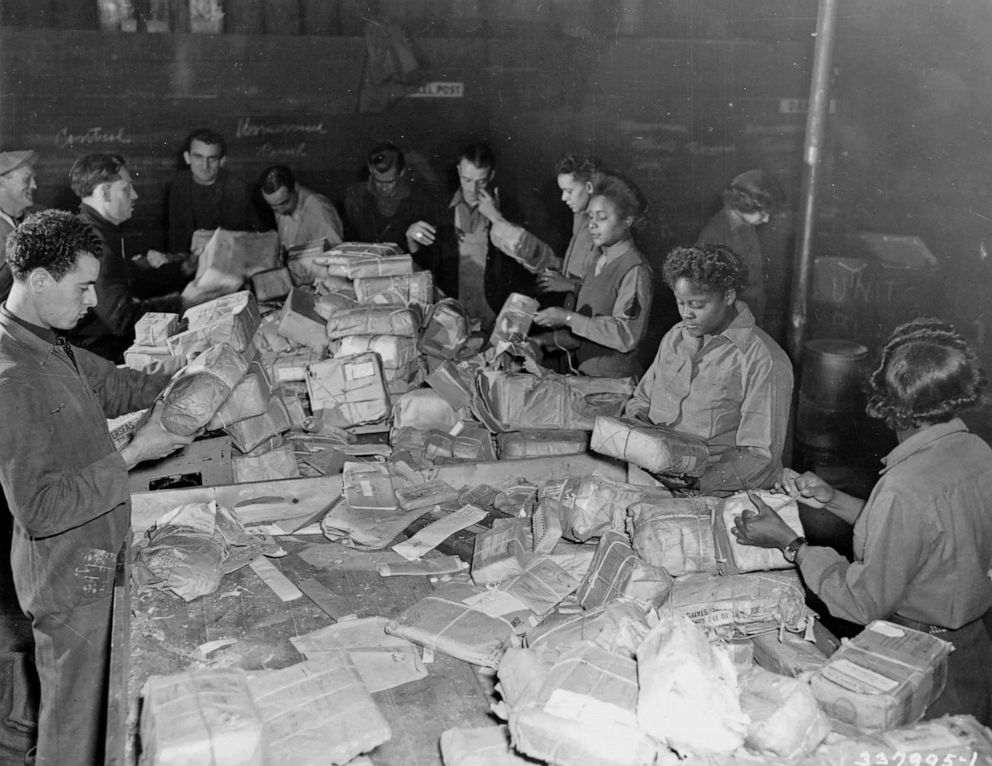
[490,614,833,766]
[139,652,391,766]
[125,312,180,373]
[286,239,403,285]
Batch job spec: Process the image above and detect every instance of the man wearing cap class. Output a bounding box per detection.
[0,150,41,302]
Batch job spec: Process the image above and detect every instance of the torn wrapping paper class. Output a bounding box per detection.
[132,502,279,601]
[488,292,539,347]
[392,504,488,561]
[290,616,428,693]
[506,643,658,766]
[321,499,432,550]
[635,615,748,757]
[246,654,392,766]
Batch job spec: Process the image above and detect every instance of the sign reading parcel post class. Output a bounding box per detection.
[408,82,465,98]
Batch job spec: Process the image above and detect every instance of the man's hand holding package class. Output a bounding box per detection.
[119,401,196,470]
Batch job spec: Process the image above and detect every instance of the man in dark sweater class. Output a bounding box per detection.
[70,153,220,362]
[165,128,266,255]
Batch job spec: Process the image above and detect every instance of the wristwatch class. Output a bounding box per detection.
[782,536,807,564]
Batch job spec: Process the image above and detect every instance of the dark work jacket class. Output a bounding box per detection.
[429,191,537,313]
[0,309,168,615]
[167,168,264,253]
[73,204,182,363]
[343,179,438,261]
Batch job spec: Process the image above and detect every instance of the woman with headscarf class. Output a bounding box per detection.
[696,169,785,325]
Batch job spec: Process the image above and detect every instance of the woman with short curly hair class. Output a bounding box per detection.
[735,317,992,724]
[625,243,794,492]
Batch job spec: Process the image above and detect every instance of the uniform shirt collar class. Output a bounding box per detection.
[677,300,756,351]
[880,418,970,474]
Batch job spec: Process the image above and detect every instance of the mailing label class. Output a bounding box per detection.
[821,657,900,694]
[462,588,529,618]
[347,361,376,380]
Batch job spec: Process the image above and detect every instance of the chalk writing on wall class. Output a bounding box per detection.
[255,143,308,159]
[54,126,133,149]
[235,117,327,139]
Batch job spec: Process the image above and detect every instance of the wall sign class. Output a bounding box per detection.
[408,82,465,99]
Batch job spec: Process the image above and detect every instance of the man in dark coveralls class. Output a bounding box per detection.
[0,210,195,765]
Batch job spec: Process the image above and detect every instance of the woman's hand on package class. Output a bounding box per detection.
[732,490,799,549]
[775,468,831,508]
[533,307,569,328]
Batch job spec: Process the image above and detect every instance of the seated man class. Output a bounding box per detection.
[344,142,438,261]
[259,164,343,250]
[625,244,793,493]
[407,142,535,326]
[0,149,42,302]
[71,153,218,362]
[166,128,265,255]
